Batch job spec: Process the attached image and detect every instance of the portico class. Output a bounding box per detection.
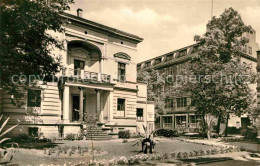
[62,83,113,124]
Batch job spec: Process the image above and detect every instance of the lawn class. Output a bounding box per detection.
[11,138,216,165]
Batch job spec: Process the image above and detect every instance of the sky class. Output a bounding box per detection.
[68,0,260,63]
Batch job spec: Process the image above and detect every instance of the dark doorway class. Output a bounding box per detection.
[72,95,80,121]
[241,117,251,130]
[72,95,86,121]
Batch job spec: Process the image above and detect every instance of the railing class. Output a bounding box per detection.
[62,68,111,83]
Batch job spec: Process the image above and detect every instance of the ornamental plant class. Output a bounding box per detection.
[0,115,18,164]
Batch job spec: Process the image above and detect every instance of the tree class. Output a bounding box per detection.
[137,69,166,115]
[176,8,257,138]
[0,0,74,105]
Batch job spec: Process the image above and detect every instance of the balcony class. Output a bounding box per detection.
[62,68,111,83]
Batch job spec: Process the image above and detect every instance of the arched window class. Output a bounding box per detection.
[114,52,130,83]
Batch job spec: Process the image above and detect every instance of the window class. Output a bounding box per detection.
[166,54,173,61]
[28,127,38,137]
[74,59,85,75]
[192,46,199,53]
[249,46,252,55]
[177,63,187,73]
[163,116,172,124]
[155,117,160,124]
[165,99,174,108]
[176,116,186,125]
[154,58,161,65]
[136,108,143,121]
[190,115,201,123]
[179,49,187,57]
[118,62,126,82]
[27,89,41,107]
[163,116,173,128]
[176,97,187,107]
[117,98,125,111]
[145,61,151,67]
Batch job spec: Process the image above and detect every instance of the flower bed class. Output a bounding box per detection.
[39,145,240,166]
[42,145,107,158]
[178,138,240,149]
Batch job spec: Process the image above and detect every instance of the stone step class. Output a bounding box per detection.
[82,126,112,140]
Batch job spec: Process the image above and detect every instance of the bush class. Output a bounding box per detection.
[11,134,33,143]
[118,130,130,139]
[65,133,76,141]
[75,132,84,140]
[241,126,257,140]
[130,132,142,138]
[153,129,178,137]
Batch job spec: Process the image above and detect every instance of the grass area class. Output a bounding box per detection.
[10,138,215,165]
[222,140,260,153]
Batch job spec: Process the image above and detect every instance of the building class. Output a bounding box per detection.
[256,50,260,137]
[138,31,259,134]
[0,9,154,138]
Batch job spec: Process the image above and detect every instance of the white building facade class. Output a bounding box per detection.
[0,11,154,138]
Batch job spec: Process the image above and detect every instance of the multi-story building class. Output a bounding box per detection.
[138,31,259,134]
[256,51,260,137]
[0,9,154,138]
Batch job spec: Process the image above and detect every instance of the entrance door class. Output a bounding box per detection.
[72,95,86,121]
[241,117,250,129]
[72,96,80,121]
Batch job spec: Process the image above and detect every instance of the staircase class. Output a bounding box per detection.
[83,126,112,140]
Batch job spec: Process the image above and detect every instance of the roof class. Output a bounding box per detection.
[61,12,143,43]
[138,43,257,71]
[138,43,198,65]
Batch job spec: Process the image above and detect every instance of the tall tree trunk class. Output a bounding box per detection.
[225,113,229,137]
[207,129,211,140]
[216,115,221,135]
[202,113,206,133]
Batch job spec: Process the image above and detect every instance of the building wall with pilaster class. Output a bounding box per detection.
[257,50,260,137]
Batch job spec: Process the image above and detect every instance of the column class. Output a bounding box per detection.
[63,86,70,123]
[109,91,114,122]
[186,114,189,127]
[95,89,101,122]
[79,87,84,121]
[174,116,177,128]
[160,116,163,128]
[63,40,67,66]
[172,115,175,129]
[98,57,104,82]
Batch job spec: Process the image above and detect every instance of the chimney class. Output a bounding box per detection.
[77,8,83,17]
